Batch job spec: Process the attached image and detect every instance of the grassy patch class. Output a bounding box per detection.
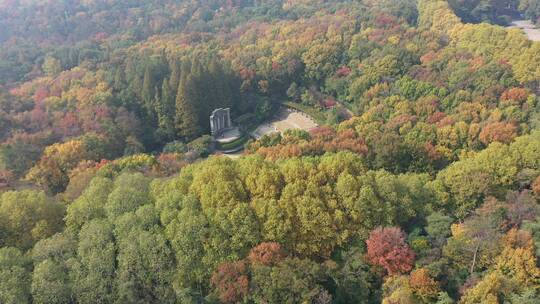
[218,134,250,151]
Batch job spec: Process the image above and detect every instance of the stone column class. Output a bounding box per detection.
[219,115,223,131]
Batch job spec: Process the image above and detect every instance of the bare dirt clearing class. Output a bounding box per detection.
[508,20,540,41]
[252,109,318,139]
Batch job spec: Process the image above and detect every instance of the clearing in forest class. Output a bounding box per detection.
[252,109,318,139]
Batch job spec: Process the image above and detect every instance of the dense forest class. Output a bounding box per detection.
[2,0,540,303]
[447,0,540,25]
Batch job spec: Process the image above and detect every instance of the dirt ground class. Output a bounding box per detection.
[252,109,318,139]
[508,20,540,42]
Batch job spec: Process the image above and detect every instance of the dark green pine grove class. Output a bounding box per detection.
[119,54,239,145]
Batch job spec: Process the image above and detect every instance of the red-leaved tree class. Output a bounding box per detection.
[366,226,415,275]
[210,261,249,304]
[248,242,285,266]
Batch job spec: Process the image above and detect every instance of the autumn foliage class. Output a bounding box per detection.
[248,242,286,266]
[501,87,529,105]
[532,176,540,196]
[409,268,439,301]
[251,127,368,160]
[210,261,249,304]
[479,122,518,145]
[366,227,415,276]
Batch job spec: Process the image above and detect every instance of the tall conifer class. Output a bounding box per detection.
[175,74,200,139]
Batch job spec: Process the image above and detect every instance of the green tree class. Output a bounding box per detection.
[42,56,62,75]
[105,172,150,220]
[141,65,156,117]
[31,259,71,304]
[175,74,201,140]
[31,233,76,304]
[162,195,209,300]
[65,177,113,232]
[426,212,453,246]
[156,78,176,142]
[0,247,31,304]
[250,258,327,304]
[168,60,181,96]
[71,219,116,304]
[114,206,176,303]
[0,190,65,250]
[208,58,233,110]
[331,248,377,304]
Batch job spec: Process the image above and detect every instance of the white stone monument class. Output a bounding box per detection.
[210,108,242,144]
[210,108,232,136]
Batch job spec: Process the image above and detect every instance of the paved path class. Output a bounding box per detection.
[507,20,540,41]
[222,152,243,159]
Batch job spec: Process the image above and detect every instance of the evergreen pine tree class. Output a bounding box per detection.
[190,59,211,133]
[157,78,175,141]
[124,59,139,89]
[68,48,79,68]
[169,60,181,96]
[209,58,233,110]
[175,74,201,140]
[142,65,155,105]
[114,68,125,91]
[141,65,160,125]
[124,60,144,104]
